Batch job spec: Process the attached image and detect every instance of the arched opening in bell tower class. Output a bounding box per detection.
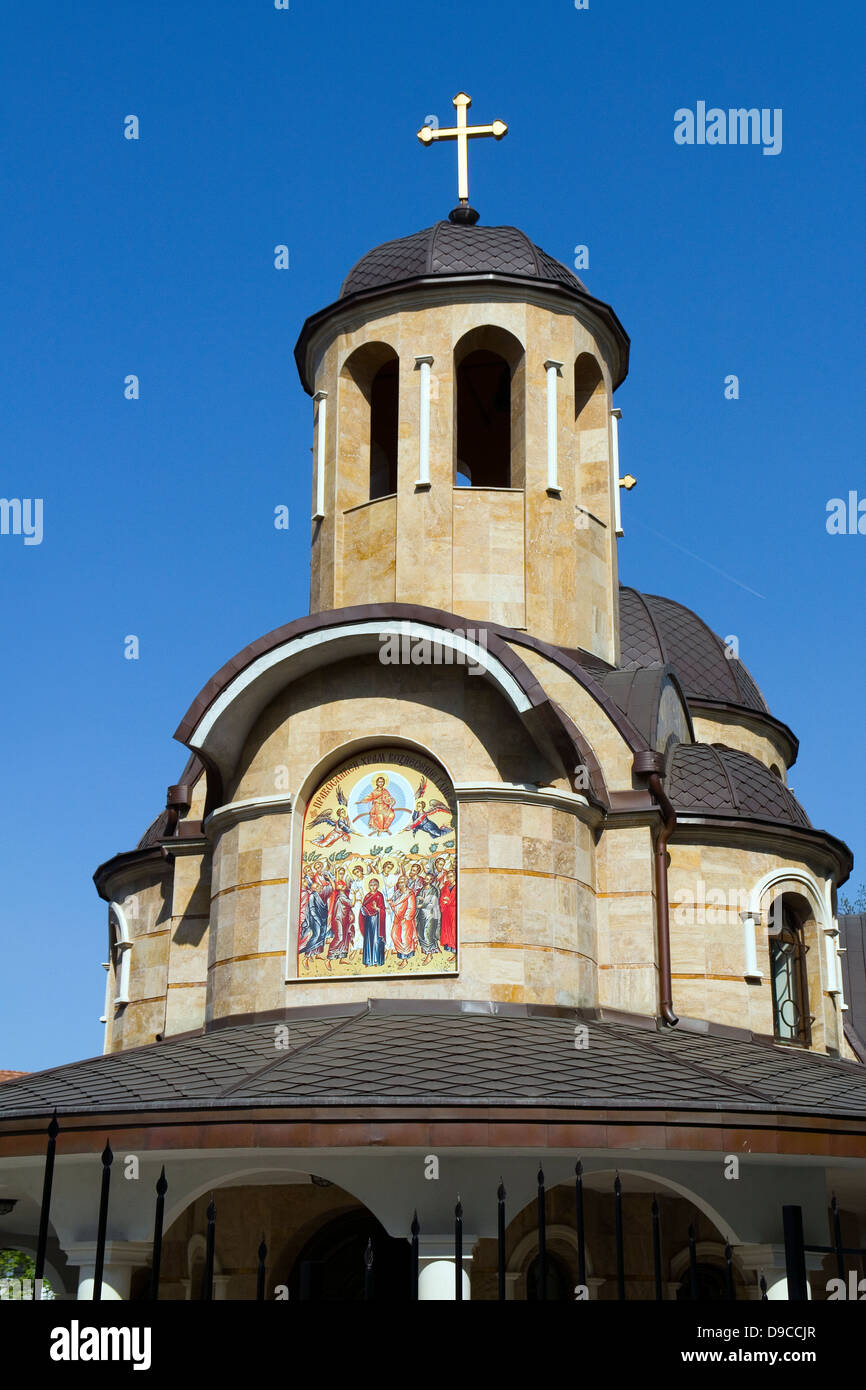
[369,358,399,499]
[454,326,525,489]
[574,352,606,429]
[338,342,400,507]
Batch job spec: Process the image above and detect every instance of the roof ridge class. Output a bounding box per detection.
[217,1004,369,1099]
[708,743,741,813]
[645,591,744,705]
[627,588,667,663]
[604,1020,779,1106]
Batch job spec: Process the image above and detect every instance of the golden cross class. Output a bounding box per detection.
[417,92,508,206]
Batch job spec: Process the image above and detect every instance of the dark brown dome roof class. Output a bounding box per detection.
[340,221,586,299]
[294,218,630,393]
[667,743,810,827]
[619,587,768,714]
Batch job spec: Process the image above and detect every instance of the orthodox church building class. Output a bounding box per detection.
[1,97,865,1302]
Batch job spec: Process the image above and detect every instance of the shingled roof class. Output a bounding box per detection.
[666,743,811,828]
[340,221,586,298]
[0,1003,863,1122]
[619,587,769,715]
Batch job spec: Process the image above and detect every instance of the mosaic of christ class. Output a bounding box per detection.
[297,754,457,979]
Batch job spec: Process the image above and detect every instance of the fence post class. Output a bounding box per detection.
[688,1222,698,1301]
[256,1236,267,1302]
[364,1238,374,1300]
[92,1141,114,1301]
[830,1194,845,1282]
[724,1241,735,1301]
[411,1211,420,1301]
[203,1196,216,1300]
[782,1205,809,1301]
[455,1199,463,1301]
[34,1111,59,1301]
[536,1165,547,1301]
[614,1174,625,1301]
[150,1167,167,1301]
[497,1180,506,1302]
[575,1161,586,1291]
[651,1196,663,1301]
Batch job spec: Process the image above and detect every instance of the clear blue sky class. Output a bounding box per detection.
[2,0,863,1071]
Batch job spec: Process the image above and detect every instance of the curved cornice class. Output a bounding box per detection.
[293,274,630,394]
[173,605,633,818]
[671,814,853,884]
[688,699,799,769]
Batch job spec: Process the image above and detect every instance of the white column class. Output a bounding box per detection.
[611,407,624,535]
[415,355,434,489]
[312,389,327,520]
[741,911,763,982]
[824,926,842,997]
[417,1238,472,1300]
[543,359,563,495]
[67,1241,152,1301]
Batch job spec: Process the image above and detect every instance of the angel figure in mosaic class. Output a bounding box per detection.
[310,786,362,848]
[406,776,452,839]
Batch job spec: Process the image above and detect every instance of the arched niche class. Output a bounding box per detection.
[291,744,458,984]
[338,342,400,507]
[453,325,525,488]
[574,352,607,429]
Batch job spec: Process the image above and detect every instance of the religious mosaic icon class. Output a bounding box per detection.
[297,750,457,979]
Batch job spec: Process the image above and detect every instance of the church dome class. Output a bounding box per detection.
[619,586,768,714]
[340,220,586,299]
[666,743,811,828]
[295,213,630,393]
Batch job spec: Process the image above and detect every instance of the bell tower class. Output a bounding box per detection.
[293,94,630,663]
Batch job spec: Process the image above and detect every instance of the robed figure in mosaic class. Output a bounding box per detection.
[360,879,387,966]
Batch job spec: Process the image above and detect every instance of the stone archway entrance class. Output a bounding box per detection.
[289,1209,411,1301]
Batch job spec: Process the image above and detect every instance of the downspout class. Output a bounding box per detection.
[633,751,678,1026]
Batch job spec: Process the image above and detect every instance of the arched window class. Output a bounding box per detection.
[369,360,399,500]
[456,350,511,486]
[768,897,811,1045]
[453,326,525,488]
[338,343,400,507]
